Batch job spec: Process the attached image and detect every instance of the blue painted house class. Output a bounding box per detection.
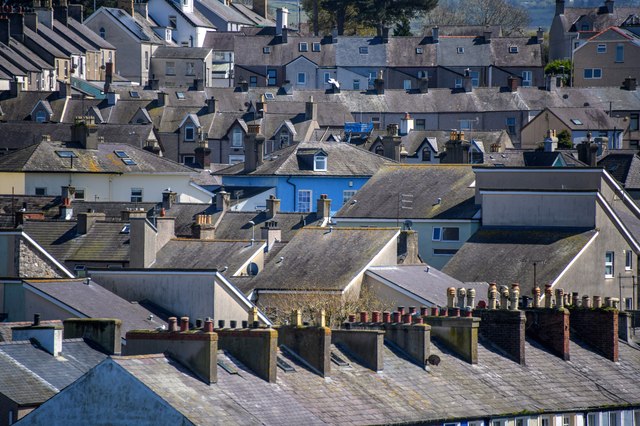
[219,140,395,213]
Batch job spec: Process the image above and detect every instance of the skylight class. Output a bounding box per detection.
[264,92,275,100]
[571,119,583,125]
[120,224,130,234]
[509,46,519,53]
[56,150,77,158]
[129,91,140,98]
[122,158,137,166]
[176,92,185,100]
[114,150,129,158]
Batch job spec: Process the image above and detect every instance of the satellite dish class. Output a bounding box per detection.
[403,219,413,230]
[328,78,340,88]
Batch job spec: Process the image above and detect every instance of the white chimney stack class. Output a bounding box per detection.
[276,8,288,36]
[400,113,414,136]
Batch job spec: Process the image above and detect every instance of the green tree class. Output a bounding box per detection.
[356,0,437,35]
[544,59,572,84]
[393,16,412,36]
[557,129,572,149]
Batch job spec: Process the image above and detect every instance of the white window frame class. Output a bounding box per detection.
[74,188,85,200]
[615,44,624,63]
[454,78,462,88]
[470,70,480,87]
[432,227,442,241]
[314,154,327,171]
[343,190,357,205]
[131,188,143,203]
[231,127,243,147]
[312,42,321,52]
[353,79,360,90]
[99,27,106,39]
[457,46,464,54]
[228,154,245,164]
[587,413,598,426]
[185,61,195,76]
[597,44,606,53]
[182,155,195,164]
[460,120,473,130]
[324,72,330,84]
[521,71,532,87]
[359,46,368,54]
[35,110,47,123]
[605,251,615,278]
[299,42,308,52]
[442,227,460,241]
[403,79,411,90]
[166,61,176,76]
[298,189,312,212]
[626,250,633,271]
[184,125,195,141]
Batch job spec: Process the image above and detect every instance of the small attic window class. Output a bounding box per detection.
[263,46,271,54]
[56,150,77,158]
[122,158,137,166]
[314,153,327,171]
[416,47,423,54]
[509,46,519,53]
[114,150,129,158]
[457,47,464,54]
[359,46,368,54]
[264,92,275,100]
[571,119,583,125]
[129,91,140,98]
[312,42,321,52]
[176,92,185,100]
[298,42,308,52]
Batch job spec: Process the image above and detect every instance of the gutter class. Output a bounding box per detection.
[286,175,297,211]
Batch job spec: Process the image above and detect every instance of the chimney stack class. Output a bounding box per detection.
[133,1,148,19]
[623,77,637,91]
[555,0,564,15]
[605,0,614,14]
[206,96,217,113]
[216,190,230,212]
[63,318,122,355]
[544,129,558,152]
[462,68,473,93]
[260,220,281,250]
[432,26,439,43]
[536,27,544,44]
[316,194,331,219]
[577,133,598,167]
[117,0,134,16]
[418,76,429,93]
[507,75,519,92]
[253,0,269,19]
[104,62,113,93]
[157,91,168,107]
[12,319,63,356]
[192,214,216,240]
[162,189,177,210]
[305,96,318,121]
[374,69,385,95]
[195,139,212,169]
[399,113,414,135]
[265,194,281,219]
[382,124,401,162]
[244,125,266,174]
[397,230,420,265]
[483,26,491,43]
[77,211,106,235]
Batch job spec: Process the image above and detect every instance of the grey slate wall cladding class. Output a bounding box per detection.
[18,238,65,278]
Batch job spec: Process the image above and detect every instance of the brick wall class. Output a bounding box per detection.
[569,308,618,362]
[473,310,525,365]
[525,309,570,361]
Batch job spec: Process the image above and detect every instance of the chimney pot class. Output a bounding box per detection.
[392,311,401,323]
[196,319,203,328]
[488,282,498,309]
[414,317,424,324]
[382,311,391,323]
[242,320,248,328]
[466,289,476,308]
[218,320,226,328]
[463,307,473,318]
[180,317,189,332]
[572,292,580,307]
[449,307,461,317]
[204,320,214,332]
[440,308,448,317]
[33,313,41,326]
[544,284,553,308]
[582,295,592,308]
[348,314,356,323]
[532,286,541,308]
[420,306,429,316]
[408,306,416,315]
[457,288,467,309]
[447,287,456,308]
[499,285,510,310]
[359,312,368,323]
[402,313,412,324]
[397,306,405,315]
[510,283,520,311]
[371,311,381,323]
[593,295,602,308]
[229,320,237,328]
[431,307,439,316]
[555,289,564,309]
[168,317,178,332]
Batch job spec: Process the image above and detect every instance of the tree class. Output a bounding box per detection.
[422,0,530,36]
[356,0,437,35]
[557,129,572,149]
[544,59,572,85]
[394,16,413,36]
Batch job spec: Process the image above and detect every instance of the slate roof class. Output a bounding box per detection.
[562,5,639,33]
[0,141,193,174]
[547,107,619,130]
[335,37,387,67]
[0,42,40,73]
[22,220,130,264]
[56,332,640,424]
[37,24,83,55]
[366,265,489,307]
[98,8,167,44]
[598,151,640,190]
[0,320,62,343]
[0,338,107,391]
[213,211,323,241]
[335,165,479,220]
[247,227,399,292]
[0,350,57,405]
[152,239,264,275]
[0,122,156,153]
[0,91,66,122]
[23,27,68,59]
[153,46,212,59]
[482,150,585,167]
[442,227,597,296]
[23,279,166,334]
[66,18,116,50]
[218,141,394,176]
[195,0,252,25]
[230,2,274,26]
[232,36,336,67]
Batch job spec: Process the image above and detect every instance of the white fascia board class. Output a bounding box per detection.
[189,181,216,197]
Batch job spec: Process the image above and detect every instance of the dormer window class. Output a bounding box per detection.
[231,127,243,147]
[416,47,423,54]
[35,110,47,123]
[314,153,327,171]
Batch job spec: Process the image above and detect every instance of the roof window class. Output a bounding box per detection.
[457,47,464,54]
[176,92,185,100]
[129,91,140,98]
[263,46,271,54]
[359,46,368,54]
[114,150,129,158]
[312,42,321,52]
[298,42,308,52]
[416,47,424,54]
[571,119,583,125]
[120,224,130,234]
[264,92,275,100]
[122,158,137,166]
[509,46,519,53]
[56,150,77,158]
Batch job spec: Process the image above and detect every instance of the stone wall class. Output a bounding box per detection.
[18,237,65,278]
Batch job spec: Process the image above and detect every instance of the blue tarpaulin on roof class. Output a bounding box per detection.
[344,122,373,133]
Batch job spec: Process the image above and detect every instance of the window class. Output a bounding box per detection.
[298,42,308,52]
[584,68,602,79]
[609,413,619,426]
[165,29,172,41]
[631,114,639,131]
[353,79,360,90]
[298,190,312,212]
[263,46,271,54]
[371,117,380,130]
[541,419,550,426]
[605,251,615,278]
[297,72,306,85]
[432,227,441,241]
[460,120,473,130]
[35,110,47,123]
[415,119,425,130]
[506,117,516,135]
[403,80,411,90]
[442,227,459,241]
[616,44,624,62]
[457,46,464,54]
[521,71,532,87]
[129,91,140,98]
[626,297,633,310]
[74,189,85,200]
[228,154,245,164]
[176,92,185,100]
[455,78,463,88]
[516,419,524,426]
[422,147,431,161]
[145,51,149,70]
[122,158,137,166]
[587,413,598,426]
[186,62,195,76]
[470,71,480,87]
[375,145,384,156]
[509,46,519,53]
[343,190,357,204]
[359,46,368,54]
[131,188,143,203]
[249,76,258,87]
[597,44,606,53]
[563,416,571,426]
[114,150,129,158]
[314,154,327,171]
[324,72,330,84]
[312,42,321,52]
[267,69,277,86]
[416,47,423,54]
[581,23,589,31]
[626,250,633,270]
[185,125,195,141]
[434,248,458,255]
[169,16,177,28]
[166,61,176,75]
[99,27,106,39]
[182,155,195,164]
[35,187,47,196]
[417,70,428,79]
[231,127,243,147]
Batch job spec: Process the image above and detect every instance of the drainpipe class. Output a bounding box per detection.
[286,175,297,211]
